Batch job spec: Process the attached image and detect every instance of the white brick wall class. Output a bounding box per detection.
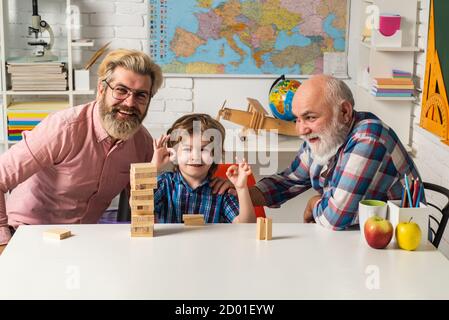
[165,78,193,89]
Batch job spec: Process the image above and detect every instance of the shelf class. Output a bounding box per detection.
[357,84,417,101]
[4,90,94,95]
[71,41,94,47]
[360,42,421,52]
[372,96,416,101]
[72,90,95,95]
[5,90,70,95]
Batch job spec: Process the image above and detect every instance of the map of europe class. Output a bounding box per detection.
[149,0,348,75]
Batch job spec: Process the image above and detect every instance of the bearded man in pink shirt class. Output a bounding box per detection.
[0,49,164,245]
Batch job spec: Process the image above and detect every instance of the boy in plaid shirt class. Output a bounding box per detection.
[151,114,255,223]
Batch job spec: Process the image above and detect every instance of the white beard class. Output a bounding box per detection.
[301,116,349,166]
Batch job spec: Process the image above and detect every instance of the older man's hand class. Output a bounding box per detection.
[303,194,321,223]
[210,177,237,196]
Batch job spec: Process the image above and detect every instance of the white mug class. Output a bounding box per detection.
[358,199,388,238]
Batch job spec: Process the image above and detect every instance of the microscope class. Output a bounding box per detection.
[27,0,58,62]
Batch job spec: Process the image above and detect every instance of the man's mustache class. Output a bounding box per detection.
[110,105,142,119]
[300,133,320,142]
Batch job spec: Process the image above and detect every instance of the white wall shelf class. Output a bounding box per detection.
[0,0,96,149]
[4,90,94,95]
[5,90,69,95]
[72,90,95,95]
[372,96,416,101]
[71,41,94,48]
[355,0,420,145]
[360,41,421,52]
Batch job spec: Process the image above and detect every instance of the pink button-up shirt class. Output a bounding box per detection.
[0,101,153,244]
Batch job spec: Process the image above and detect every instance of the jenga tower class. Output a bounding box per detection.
[130,163,157,237]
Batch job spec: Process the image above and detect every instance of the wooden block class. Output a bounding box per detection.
[131,183,157,191]
[131,210,154,216]
[130,176,158,190]
[131,172,157,180]
[43,228,72,240]
[131,203,154,211]
[182,214,205,226]
[130,190,154,201]
[131,176,157,185]
[257,217,265,240]
[265,217,272,240]
[129,199,154,207]
[131,215,155,227]
[131,225,154,237]
[130,163,157,173]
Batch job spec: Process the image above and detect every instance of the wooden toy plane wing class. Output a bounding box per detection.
[216,98,297,136]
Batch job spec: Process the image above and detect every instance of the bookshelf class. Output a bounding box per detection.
[355,0,421,146]
[0,0,96,149]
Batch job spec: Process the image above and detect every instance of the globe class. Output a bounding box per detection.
[268,78,301,121]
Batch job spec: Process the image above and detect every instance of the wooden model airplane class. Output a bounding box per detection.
[216,98,297,140]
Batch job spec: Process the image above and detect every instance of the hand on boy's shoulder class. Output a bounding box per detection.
[210,177,236,196]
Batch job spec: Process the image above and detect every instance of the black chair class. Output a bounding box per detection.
[116,189,131,222]
[423,182,449,248]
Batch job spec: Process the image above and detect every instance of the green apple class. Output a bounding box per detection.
[364,216,393,249]
[396,218,421,251]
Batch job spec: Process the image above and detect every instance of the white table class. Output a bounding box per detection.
[1,223,449,299]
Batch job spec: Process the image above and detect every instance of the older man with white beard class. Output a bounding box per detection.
[0,49,163,245]
[248,75,422,230]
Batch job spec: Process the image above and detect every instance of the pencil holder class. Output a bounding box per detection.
[387,200,430,249]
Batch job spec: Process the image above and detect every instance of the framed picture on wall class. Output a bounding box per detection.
[148,0,349,78]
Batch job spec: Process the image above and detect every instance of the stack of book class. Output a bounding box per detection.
[392,69,412,79]
[371,77,414,98]
[7,100,68,141]
[6,62,67,91]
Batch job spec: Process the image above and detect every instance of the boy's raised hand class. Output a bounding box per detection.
[151,134,174,170]
[225,158,252,190]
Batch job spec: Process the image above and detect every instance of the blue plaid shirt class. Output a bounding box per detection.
[255,111,423,230]
[154,171,239,223]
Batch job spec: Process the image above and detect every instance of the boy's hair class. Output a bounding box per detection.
[167,114,225,177]
[97,48,163,97]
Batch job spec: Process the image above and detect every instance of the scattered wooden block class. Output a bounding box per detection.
[256,217,273,240]
[265,217,272,240]
[257,217,265,240]
[43,228,72,240]
[183,214,205,226]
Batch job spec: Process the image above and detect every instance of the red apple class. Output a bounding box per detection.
[364,216,393,249]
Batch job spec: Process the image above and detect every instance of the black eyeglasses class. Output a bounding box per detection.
[103,80,151,105]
